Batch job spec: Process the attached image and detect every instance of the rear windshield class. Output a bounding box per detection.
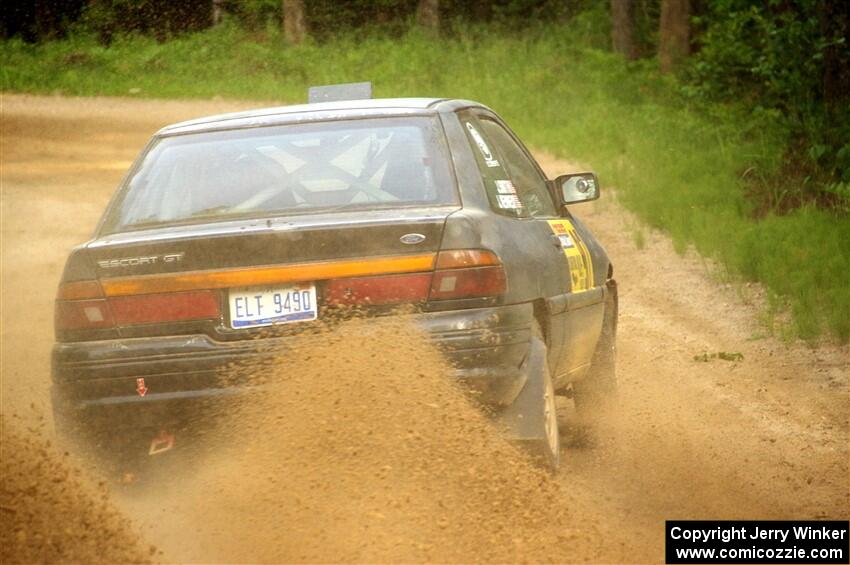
[100,116,456,234]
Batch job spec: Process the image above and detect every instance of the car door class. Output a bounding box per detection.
[460,110,603,386]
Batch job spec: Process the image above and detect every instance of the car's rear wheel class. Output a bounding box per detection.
[530,321,561,470]
[487,319,561,471]
[540,357,561,469]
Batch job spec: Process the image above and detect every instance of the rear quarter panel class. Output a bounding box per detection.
[439,109,613,382]
[438,111,569,306]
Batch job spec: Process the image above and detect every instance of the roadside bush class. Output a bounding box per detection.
[686,0,850,214]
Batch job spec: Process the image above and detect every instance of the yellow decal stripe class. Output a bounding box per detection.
[547,219,594,292]
[101,253,437,297]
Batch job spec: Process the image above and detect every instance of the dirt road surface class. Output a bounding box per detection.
[2,94,848,563]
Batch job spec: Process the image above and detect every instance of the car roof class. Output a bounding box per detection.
[158,97,488,136]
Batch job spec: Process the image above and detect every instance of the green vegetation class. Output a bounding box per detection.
[2,21,848,340]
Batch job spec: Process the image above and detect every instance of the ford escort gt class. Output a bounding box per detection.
[51,86,617,470]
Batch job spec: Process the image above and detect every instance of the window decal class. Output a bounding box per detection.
[465,122,500,167]
[497,194,524,209]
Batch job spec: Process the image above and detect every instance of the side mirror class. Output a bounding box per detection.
[552,172,600,205]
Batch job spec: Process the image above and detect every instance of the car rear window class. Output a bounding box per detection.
[100,116,457,234]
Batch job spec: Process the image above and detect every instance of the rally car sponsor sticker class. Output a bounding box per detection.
[465,122,500,167]
[548,219,594,292]
[495,179,517,194]
[556,233,575,248]
[497,193,524,210]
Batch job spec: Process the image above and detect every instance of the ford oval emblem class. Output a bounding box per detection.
[400,233,426,245]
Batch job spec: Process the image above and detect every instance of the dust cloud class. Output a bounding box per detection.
[0,416,154,564]
[122,316,599,563]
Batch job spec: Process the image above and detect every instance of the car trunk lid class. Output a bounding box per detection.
[57,208,456,340]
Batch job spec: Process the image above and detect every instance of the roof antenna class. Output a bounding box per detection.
[308,82,372,104]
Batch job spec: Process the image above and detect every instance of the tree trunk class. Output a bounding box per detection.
[658,0,690,72]
[820,1,850,109]
[416,0,439,32]
[212,0,224,25]
[611,0,638,60]
[283,0,307,45]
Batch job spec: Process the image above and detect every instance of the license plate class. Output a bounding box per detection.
[228,284,317,329]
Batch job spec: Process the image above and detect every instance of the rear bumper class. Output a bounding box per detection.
[51,303,534,434]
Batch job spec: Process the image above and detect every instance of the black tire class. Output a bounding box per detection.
[573,290,617,416]
[531,321,561,470]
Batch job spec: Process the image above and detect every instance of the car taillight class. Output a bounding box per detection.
[55,280,114,331]
[326,273,432,306]
[55,299,115,331]
[429,250,506,300]
[323,250,506,306]
[434,249,501,269]
[109,291,220,325]
[55,280,221,330]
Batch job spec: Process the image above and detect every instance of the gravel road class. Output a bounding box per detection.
[2,94,847,563]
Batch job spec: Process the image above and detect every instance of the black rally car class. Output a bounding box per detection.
[52,88,617,469]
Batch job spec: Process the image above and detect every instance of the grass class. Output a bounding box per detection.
[2,22,848,341]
